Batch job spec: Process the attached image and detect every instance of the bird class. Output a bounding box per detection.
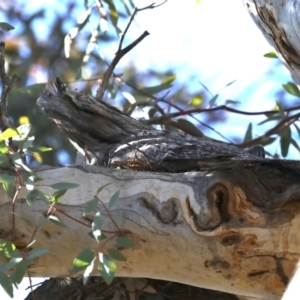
[37,77,147,165]
[37,78,265,171]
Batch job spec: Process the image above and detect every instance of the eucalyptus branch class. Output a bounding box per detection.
[94,2,169,101]
[237,112,300,148]
[114,75,233,142]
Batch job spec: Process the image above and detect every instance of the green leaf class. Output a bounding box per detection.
[25,175,35,191]
[97,183,112,194]
[0,242,16,258]
[10,259,32,284]
[26,189,49,205]
[0,174,14,183]
[3,182,15,199]
[291,138,300,152]
[19,83,45,94]
[0,140,8,153]
[263,51,278,58]
[140,75,176,95]
[48,215,68,228]
[224,100,240,105]
[282,82,300,97]
[0,22,14,31]
[260,137,277,146]
[98,254,116,284]
[107,248,127,261]
[16,124,32,138]
[103,0,119,27]
[84,198,98,215]
[0,153,9,167]
[208,94,219,107]
[294,123,300,138]
[176,119,204,136]
[92,212,103,242]
[64,7,93,58]
[258,114,282,125]
[161,75,176,85]
[50,189,67,203]
[148,108,157,118]
[11,153,33,173]
[279,128,291,157]
[0,258,23,273]
[72,248,94,274]
[0,128,20,140]
[0,272,13,298]
[243,123,252,143]
[28,145,52,152]
[50,182,79,190]
[82,260,95,285]
[27,248,49,260]
[116,237,134,249]
[280,137,290,157]
[109,191,119,208]
[22,137,34,151]
[189,96,203,106]
[88,231,107,241]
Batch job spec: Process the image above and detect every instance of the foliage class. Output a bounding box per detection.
[1,0,300,298]
[0,124,134,297]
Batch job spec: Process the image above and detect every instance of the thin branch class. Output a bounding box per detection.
[0,41,19,131]
[237,112,300,148]
[117,1,167,53]
[95,2,170,101]
[96,30,149,101]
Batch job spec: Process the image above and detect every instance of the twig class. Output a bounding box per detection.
[0,42,19,131]
[95,2,169,101]
[117,2,166,53]
[96,31,149,101]
[237,112,300,148]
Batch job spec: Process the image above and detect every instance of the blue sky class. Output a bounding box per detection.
[0,0,298,298]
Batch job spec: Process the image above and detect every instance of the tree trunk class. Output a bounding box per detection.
[243,0,300,85]
[1,159,300,299]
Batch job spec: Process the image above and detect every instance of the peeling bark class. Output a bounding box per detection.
[1,160,300,299]
[243,0,300,85]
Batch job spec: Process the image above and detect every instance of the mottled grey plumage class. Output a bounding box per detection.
[37,78,265,171]
[37,77,147,164]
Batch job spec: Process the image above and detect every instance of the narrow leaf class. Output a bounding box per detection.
[0,242,16,258]
[72,248,94,274]
[243,123,252,143]
[0,174,14,183]
[26,189,49,205]
[27,248,49,260]
[0,22,15,31]
[3,182,15,199]
[0,272,13,298]
[48,215,68,228]
[83,258,95,285]
[98,254,116,284]
[208,94,219,107]
[282,82,300,97]
[97,183,111,194]
[50,189,67,203]
[10,259,32,284]
[50,182,79,190]
[116,237,134,249]
[0,128,20,140]
[84,198,98,215]
[109,191,119,208]
[92,212,102,242]
[264,51,278,58]
[107,248,127,261]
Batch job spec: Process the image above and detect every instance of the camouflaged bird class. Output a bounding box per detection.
[37,78,265,171]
